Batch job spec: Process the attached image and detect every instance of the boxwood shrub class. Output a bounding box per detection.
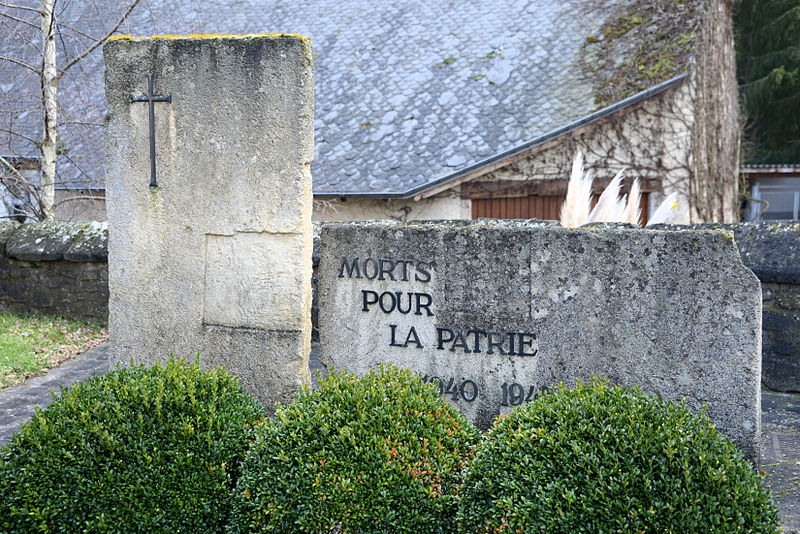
[457,378,778,534]
[0,358,263,534]
[230,365,481,534]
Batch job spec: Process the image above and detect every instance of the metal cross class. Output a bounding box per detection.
[130,72,172,187]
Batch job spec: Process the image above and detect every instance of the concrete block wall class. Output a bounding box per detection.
[0,221,108,323]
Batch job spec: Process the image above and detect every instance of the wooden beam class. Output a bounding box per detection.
[461,178,662,200]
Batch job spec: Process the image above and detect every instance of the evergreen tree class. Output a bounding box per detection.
[735,0,800,163]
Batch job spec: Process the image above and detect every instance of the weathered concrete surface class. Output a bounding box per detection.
[319,220,763,460]
[104,35,314,411]
[654,222,800,393]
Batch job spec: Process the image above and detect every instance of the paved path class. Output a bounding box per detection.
[1,344,798,531]
[0,344,111,444]
[762,390,800,533]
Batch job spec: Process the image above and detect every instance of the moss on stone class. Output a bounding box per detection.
[581,0,701,107]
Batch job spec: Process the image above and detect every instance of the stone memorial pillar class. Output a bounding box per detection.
[104,34,314,410]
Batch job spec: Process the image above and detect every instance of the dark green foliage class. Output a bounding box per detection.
[457,378,779,534]
[230,365,481,534]
[736,0,800,162]
[0,358,263,533]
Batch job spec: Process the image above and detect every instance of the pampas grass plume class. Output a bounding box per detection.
[559,152,593,228]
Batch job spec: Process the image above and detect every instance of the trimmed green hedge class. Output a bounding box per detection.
[0,359,263,533]
[230,365,481,533]
[457,378,779,533]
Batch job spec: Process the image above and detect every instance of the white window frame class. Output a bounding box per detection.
[748,177,800,221]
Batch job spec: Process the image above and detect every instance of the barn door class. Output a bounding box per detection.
[471,195,564,219]
[471,194,649,225]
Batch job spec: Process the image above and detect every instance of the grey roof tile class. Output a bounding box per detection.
[0,0,678,195]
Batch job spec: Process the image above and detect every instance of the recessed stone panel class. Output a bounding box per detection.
[204,232,307,330]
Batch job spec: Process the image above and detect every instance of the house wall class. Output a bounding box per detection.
[312,188,470,222]
[45,190,467,224]
[464,82,695,224]
[54,190,106,223]
[455,0,740,225]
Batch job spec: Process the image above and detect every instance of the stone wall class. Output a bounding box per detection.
[317,220,763,459]
[653,222,800,393]
[0,221,108,323]
[1,219,797,395]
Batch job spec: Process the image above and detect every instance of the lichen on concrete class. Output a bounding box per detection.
[65,222,108,263]
[651,222,800,284]
[2,221,108,263]
[104,33,314,412]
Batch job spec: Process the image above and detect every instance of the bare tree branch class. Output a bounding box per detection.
[0,2,40,14]
[0,18,42,54]
[61,151,96,183]
[55,194,106,205]
[60,120,103,127]
[0,155,46,220]
[56,20,97,42]
[0,9,37,29]
[0,54,40,74]
[0,154,29,183]
[0,127,40,145]
[58,0,140,78]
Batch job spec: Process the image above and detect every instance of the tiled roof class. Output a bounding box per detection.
[1,0,682,194]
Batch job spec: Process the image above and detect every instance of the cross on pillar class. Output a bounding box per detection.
[130,72,172,187]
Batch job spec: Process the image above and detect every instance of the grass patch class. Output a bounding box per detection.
[0,313,107,390]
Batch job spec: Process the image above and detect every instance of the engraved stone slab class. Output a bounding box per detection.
[319,221,763,460]
[104,35,314,410]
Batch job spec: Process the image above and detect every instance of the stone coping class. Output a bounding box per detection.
[314,220,800,283]
[650,222,800,284]
[0,221,107,263]
[1,219,797,277]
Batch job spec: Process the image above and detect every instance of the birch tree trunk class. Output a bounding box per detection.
[40,0,57,219]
